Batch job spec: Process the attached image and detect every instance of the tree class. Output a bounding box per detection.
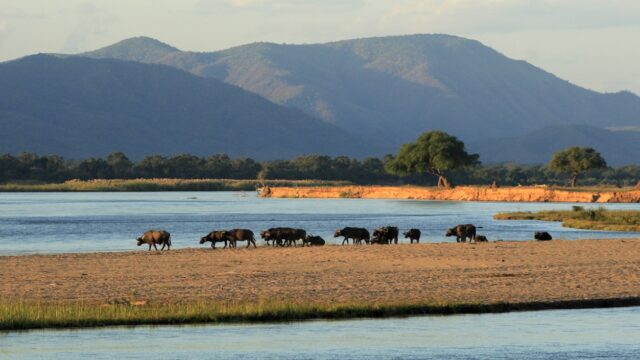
[168,154,203,178]
[548,147,607,187]
[75,157,112,179]
[135,155,169,178]
[385,131,479,188]
[106,152,133,179]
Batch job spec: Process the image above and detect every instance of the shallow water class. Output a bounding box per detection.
[1,192,639,254]
[2,306,639,359]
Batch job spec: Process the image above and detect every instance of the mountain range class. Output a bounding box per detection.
[1,34,639,164]
[0,55,363,159]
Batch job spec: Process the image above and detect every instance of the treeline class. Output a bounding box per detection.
[1,152,640,186]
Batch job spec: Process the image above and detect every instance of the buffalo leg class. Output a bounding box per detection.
[153,243,158,251]
[148,244,152,251]
[161,243,166,250]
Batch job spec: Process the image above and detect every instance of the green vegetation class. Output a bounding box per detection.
[495,207,640,231]
[385,131,480,188]
[3,151,640,189]
[0,179,350,192]
[3,297,639,331]
[549,147,607,187]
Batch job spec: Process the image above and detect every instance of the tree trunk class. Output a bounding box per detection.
[571,175,578,187]
[438,176,453,189]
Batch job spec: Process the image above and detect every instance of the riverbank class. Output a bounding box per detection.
[260,185,640,203]
[495,208,640,231]
[2,239,639,330]
[0,179,351,192]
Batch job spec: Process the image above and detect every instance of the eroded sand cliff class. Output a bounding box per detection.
[260,185,640,203]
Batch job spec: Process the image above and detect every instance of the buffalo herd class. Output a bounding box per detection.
[136,225,552,251]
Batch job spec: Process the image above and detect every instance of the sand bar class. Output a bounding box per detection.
[3,239,639,307]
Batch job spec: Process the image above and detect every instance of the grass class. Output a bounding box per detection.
[3,297,640,331]
[0,179,352,192]
[495,207,640,231]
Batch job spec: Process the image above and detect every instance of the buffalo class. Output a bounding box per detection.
[261,227,306,246]
[305,235,326,246]
[334,227,370,245]
[446,224,478,243]
[137,230,171,251]
[372,226,399,245]
[534,231,552,241]
[403,228,421,244]
[260,228,278,246]
[225,229,257,248]
[200,230,229,249]
[476,235,488,242]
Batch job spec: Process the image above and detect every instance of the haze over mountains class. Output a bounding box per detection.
[1,34,639,164]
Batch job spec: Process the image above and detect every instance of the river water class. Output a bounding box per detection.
[2,306,639,359]
[1,192,639,254]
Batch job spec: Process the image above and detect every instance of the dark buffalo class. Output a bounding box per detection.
[403,228,421,244]
[305,235,326,246]
[372,226,399,245]
[225,229,257,248]
[476,235,488,242]
[334,227,370,245]
[200,230,229,249]
[137,230,171,251]
[534,231,552,241]
[445,224,478,243]
[261,227,306,246]
[260,228,278,246]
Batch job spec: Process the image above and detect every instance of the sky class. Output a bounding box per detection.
[1,0,639,94]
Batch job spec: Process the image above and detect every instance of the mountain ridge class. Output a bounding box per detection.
[82,34,640,150]
[0,54,369,159]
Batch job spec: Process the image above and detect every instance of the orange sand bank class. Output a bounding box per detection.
[261,185,640,203]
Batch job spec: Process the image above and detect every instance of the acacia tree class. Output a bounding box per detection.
[385,131,479,188]
[548,147,607,187]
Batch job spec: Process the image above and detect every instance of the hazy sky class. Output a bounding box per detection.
[1,0,639,94]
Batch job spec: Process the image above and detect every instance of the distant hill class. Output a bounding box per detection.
[0,55,368,159]
[84,35,640,156]
[469,125,640,166]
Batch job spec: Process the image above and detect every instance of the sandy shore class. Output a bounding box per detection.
[2,239,639,307]
[261,185,640,203]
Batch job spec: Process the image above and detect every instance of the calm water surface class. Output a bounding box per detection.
[1,192,639,254]
[2,307,639,359]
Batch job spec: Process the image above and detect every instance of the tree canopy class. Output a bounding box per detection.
[385,131,480,188]
[548,147,607,187]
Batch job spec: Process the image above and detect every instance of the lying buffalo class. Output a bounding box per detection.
[305,235,325,246]
[445,224,479,243]
[476,235,488,242]
[403,228,421,244]
[225,228,256,248]
[261,227,306,246]
[137,230,171,251]
[534,231,552,241]
[335,227,370,245]
[372,226,399,245]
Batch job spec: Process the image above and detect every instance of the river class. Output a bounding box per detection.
[2,306,639,359]
[1,192,639,254]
